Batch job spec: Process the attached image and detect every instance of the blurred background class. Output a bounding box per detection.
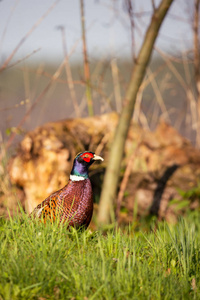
[0,0,198,146]
[1,4,200,294]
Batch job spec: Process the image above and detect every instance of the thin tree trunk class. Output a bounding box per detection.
[98,0,174,225]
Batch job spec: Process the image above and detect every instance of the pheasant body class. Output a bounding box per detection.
[30,151,103,228]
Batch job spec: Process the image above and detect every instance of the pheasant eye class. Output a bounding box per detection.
[81,153,93,162]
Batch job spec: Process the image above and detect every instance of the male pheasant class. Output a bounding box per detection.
[30,151,104,228]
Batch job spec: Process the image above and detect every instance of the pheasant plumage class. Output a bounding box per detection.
[30,151,104,228]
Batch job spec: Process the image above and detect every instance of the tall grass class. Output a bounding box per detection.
[0,210,200,299]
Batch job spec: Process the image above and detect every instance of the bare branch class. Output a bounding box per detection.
[111,58,122,112]
[4,48,41,70]
[0,0,20,50]
[193,0,200,95]
[124,0,136,59]
[4,59,66,152]
[80,0,93,116]
[193,0,200,147]
[151,0,156,12]
[0,0,60,72]
[59,26,81,118]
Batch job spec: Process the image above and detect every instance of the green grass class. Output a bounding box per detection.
[0,211,200,300]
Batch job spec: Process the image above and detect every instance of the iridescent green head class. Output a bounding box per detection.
[71,151,104,179]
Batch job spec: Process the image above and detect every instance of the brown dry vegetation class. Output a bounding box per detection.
[1,54,200,223]
[0,58,197,145]
[5,113,200,226]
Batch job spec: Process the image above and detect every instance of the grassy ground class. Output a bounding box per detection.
[0,210,200,300]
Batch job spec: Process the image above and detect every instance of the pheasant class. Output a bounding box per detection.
[30,151,104,228]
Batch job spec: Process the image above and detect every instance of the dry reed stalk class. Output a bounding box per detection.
[90,57,111,113]
[93,86,115,112]
[89,58,116,113]
[133,63,166,128]
[155,47,189,88]
[147,68,170,122]
[3,59,66,155]
[80,0,93,116]
[59,26,81,118]
[155,47,198,138]
[90,57,107,82]
[180,48,193,138]
[23,64,31,109]
[132,89,143,122]
[116,144,141,221]
[111,58,122,112]
[95,132,111,157]
[193,0,200,95]
[150,99,160,128]
[18,39,82,85]
[139,111,150,131]
[193,0,200,147]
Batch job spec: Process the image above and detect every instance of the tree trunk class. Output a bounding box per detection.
[98,0,174,225]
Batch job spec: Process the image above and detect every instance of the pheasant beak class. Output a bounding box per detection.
[93,154,104,161]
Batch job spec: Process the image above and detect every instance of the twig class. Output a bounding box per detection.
[4,48,41,70]
[0,0,20,50]
[151,0,156,11]
[133,62,166,126]
[155,47,192,91]
[59,26,81,117]
[111,58,122,112]
[95,132,111,157]
[193,0,200,92]
[179,47,193,137]
[193,0,200,147]
[147,68,170,122]
[124,0,136,60]
[133,89,150,130]
[80,0,93,116]
[3,59,66,154]
[155,46,198,132]
[0,99,30,112]
[0,0,60,72]
[116,144,141,221]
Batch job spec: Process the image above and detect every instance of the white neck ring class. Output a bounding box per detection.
[70,174,86,181]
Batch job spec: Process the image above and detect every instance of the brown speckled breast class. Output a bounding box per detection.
[31,179,93,229]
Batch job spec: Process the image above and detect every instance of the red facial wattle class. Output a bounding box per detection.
[81,152,94,162]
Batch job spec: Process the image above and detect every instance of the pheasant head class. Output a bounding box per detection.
[70,151,104,181]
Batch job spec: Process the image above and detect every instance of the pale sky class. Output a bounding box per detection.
[0,0,194,64]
